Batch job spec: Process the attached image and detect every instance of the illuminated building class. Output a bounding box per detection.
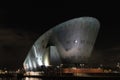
[23,17,100,71]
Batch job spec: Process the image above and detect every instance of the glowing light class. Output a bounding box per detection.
[44,56,49,66]
[25,77,29,80]
[33,45,37,57]
[37,57,43,66]
[44,49,50,66]
[23,64,29,70]
[33,61,36,68]
[29,60,32,70]
[74,40,78,43]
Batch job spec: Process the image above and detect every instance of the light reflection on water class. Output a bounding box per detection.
[0,77,42,80]
[22,77,42,80]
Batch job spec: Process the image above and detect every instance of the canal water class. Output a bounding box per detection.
[0,77,120,80]
[0,77,42,80]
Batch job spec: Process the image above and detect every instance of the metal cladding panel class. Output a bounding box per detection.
[53,17,100,63]
[50,46,62,65]
[23,17,100,71]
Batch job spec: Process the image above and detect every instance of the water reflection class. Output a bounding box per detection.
[0,77,42,80]
[23,77,42,80]
[0,77,18,80]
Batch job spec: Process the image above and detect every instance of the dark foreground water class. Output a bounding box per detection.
[1,73,120,80]
[0,77,42,80]
[0,77,120,80]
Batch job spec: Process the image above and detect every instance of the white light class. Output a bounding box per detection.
[75,40,78,43]
[44,56,49,66]
[29,60,32,69]
[33,61,36,68]
[23,64,29,70]
[37,57,43,66]
[25,77,29,80]
[33,45,38,57]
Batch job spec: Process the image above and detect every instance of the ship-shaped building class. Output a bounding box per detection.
[23,17,100,73]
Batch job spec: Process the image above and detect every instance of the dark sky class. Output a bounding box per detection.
[0,1,120,70]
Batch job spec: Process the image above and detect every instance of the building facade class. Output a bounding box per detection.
[23,17,100,71]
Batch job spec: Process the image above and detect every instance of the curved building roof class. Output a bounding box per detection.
[23,17,100,71]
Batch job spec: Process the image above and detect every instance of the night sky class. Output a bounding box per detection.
[0,1,120,70]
